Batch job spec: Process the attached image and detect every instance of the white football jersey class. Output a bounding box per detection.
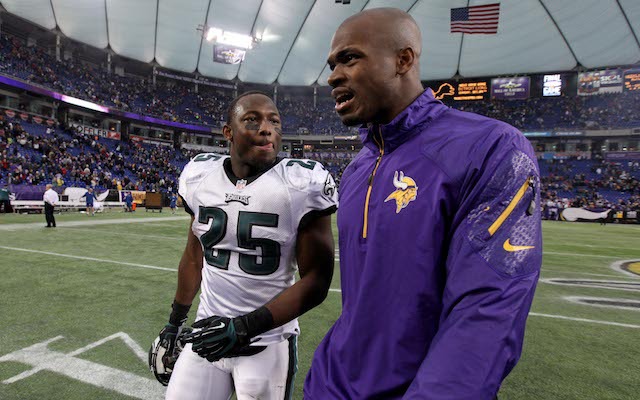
[178,154,338,346]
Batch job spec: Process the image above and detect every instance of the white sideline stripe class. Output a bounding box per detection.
[0,216,189,231]
[327,288,640,329]
[0,246,176,272]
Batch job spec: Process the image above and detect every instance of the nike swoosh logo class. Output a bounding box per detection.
[503,239,535,252]
[211,322,225,329]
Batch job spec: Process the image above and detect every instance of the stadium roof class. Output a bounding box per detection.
[2,0,639,86]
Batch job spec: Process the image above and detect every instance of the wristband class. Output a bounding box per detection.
[169,300,191,326]
[234,306,274,340]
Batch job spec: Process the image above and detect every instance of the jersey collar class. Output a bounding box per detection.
[223,157,283,186]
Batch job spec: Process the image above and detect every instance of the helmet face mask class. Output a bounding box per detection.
[148,327,193,386]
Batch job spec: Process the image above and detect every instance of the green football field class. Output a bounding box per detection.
[1,210,639,399]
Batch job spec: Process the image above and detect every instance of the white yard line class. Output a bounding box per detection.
[0,216,189,231]
[143,222,188,228]
[541,269,632,278]
[60,226,184,241]
[4,245,639,330]
[544,251,620,259]
[0,246,176,272]
[327,287,640,328]
[545,243,640,251]
[528,312,640,329]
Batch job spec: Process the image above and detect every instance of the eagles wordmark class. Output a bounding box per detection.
[225,193,251,205]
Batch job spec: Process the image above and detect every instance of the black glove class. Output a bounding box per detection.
[183,307,273,362]
[149,301,191,385]
[157,323,181,364]
[160,301,191,364]
[182,316,248,362]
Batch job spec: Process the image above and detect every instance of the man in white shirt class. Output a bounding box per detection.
[43,184,59,228]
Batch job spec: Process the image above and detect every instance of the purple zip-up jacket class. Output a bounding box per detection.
[305,89,542,399]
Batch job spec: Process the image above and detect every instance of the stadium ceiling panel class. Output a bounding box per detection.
[459,0,576,78]
[107,0,156,63]
[49,0,108,49]
[277,0,368,86]
[316,0,418,86]
[542,0,640,69]
[238,0,315,84]
[2,0,638,84]
[0,0,56,30]
[155,0,210,73]
[619,0,640,48]
[197,0,262,81]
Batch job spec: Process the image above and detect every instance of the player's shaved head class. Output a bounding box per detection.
[327,7,425,126]
[338,8,422,63]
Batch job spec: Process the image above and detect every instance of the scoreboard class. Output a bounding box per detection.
[624,69,640,91]
[430,80,489,101]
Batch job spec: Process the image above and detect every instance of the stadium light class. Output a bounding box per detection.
[205,27,256,49]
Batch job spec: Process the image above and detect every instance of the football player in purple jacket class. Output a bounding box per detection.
[305,8,542,400]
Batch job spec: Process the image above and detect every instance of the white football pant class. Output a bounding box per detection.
[166,338,297,400]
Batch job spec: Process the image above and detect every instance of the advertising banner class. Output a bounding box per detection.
[624,69,640,91]
[213,45,246,65]
[431,80,489,101]
[605,151,640,160]
[2,108,54,125]
[491,77,530,100]
[543,74,562,96]
[578,69,623,95]
[154,70,234,89]
[120,190,146,205]
[70,123,121,141]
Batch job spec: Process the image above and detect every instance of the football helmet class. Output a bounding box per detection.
[148,326,193,386]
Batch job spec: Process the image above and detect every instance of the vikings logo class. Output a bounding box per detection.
[384,171,418,214]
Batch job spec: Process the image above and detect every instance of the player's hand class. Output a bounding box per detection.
[182,316,248,362]
[157,323,182,366]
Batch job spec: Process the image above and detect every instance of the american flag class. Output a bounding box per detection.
[451,3,500,34]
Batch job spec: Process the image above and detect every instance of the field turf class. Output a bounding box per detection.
[0,210,639,399]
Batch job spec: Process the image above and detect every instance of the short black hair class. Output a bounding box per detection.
[226,91,273,123]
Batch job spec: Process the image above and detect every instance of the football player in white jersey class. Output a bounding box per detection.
[152,91,338,400]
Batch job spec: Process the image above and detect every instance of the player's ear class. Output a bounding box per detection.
[222,124,233,142]
[396,47,416,76]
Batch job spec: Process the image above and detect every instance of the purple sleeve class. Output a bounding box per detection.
[403,147,542,400]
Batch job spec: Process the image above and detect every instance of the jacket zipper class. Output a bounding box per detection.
[362,128,384,239]
[487,175,535,236]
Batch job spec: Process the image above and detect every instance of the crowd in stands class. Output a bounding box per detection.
[454,92,640,130]
[2,31,640,216]
[2,32,640,134]
[0,116,195,194]
[2,114,639,216]
[540,158,640,215]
